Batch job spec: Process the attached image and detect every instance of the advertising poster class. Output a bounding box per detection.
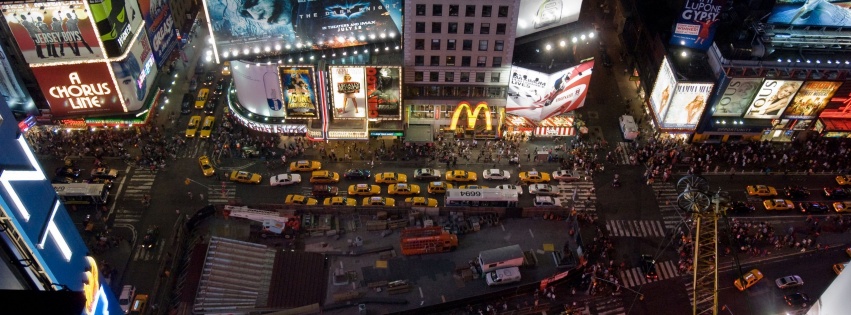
[649,57,677,124]
[743,80,803,119]
[31,62,121,117]
[782,81,841,119]
[204,0,402,54]
[768,0,851,27]
[330,66,367,119]
[366,66,401,119]
[1,1,103,63]
[712,78,762,117]
[819,81,851,119]
[0,45,35,115]
[279,66,317,118]
[88,0,144,57]
[111,29,157,112]
[138,0,177,67]
[506,60,595,121]
[669,0,727,51]
[231,61,285,118]
[663,83,713,129]
[516,0,583,37]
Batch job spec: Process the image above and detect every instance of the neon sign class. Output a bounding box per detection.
[448,101,492,131]
[48,72,113,110]
[137,56,154,90]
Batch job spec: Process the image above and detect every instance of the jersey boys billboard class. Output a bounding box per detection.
[204,0,402,56]
[31,62,122,117]
[768,0,851,27]
[279,67,318,118]
[1,1,103,64]
[516,0,583,38]
[506,60,594,121]
[669,0,726,51]
[139,0,177,67]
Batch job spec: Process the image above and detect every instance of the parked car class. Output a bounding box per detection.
[784,292,810,309]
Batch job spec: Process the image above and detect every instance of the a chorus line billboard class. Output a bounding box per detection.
[663,83,713,129]
[768,0,851,27]
[1,0,104,63]
[231,61,285,118]
[329,66,367,120]
[111,29,157,112]
[31,62,122,117]
[88,0,144,57]
[506,60,595,121]
[743,80,803,119]
[669,0,726,51]
[204,0,403,56]
[712,78,762,117]
[516,0,583,38]
[279,66,318,118]
[782,81,842,119]
[139,0,177,67]
[650,57,677,124]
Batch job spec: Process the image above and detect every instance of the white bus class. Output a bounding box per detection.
[52,183,110,205]
[445,188,518,207]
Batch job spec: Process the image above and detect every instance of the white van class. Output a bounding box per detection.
[119,285,136,314]
[619,115,639,141]
[486,267,521,286]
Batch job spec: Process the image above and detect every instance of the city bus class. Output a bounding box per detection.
[52,183,110,205]
[444,188,518,207]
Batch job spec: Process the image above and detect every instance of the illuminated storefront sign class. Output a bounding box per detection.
[370,131,403,137]
[712,78,762,117]
[329,66,367,120]
[743,80,803,119]
[49,72,113,110]
[279,66,318,118]
[327,130,368,139]
[365,67,402,120]
[31,62,123,117]
[137,56,155,89]
[449,101,492,131]
[229,107,307,134]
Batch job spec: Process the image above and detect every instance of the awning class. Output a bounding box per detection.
[535,127,575,137]
[405,124,434,143]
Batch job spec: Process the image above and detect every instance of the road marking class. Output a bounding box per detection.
[419,286,423,298]
[528,229,535,238]
[501,224,505,231]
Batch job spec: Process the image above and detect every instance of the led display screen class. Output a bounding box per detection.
[110,29,158,112]
[231,60,285,118]
[506,60,594,121]
[819,81,851,119]
[87,0,144,57]
[768,0,851,27]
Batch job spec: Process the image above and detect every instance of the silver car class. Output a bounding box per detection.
[775,275,803,289]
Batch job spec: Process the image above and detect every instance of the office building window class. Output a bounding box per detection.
[478,40,488,51]
[430,72,439,82]
[477,56,487,67]
[415,72,423,82]
[433,4,442,16]
[431,39,441,50]
[462,40,472,51]
[416,4,425,16]
[407,86,423,97]
[465,5,475,17]
[415,55,424,66]
[496,23,506,35]
[464,23,474,34]
[443,86,455,96]
[494,40,504,51]
[447,39,456,50]
[498,6,509,17]
[488,87,504,98]
[446,56,456,66]
[448,22,458,34]
[475,72,486,82]
[492,57,502,67]
[432,22,441,33]
[415,22,425,33]
[427,86,440,96]
[415,39,424,50]
[456,86,471,97]
[461,56,471,66]
[410,104,434,118]
[480,23,490,34]
[445,72,455,82]
[491,72,501,82]
[482,5,492,17]
[460,72,470,82]
[430,56,440,66]
[449,5,459,16]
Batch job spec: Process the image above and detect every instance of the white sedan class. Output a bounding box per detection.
[552,170,582,182]
[534,196,557,207]
[270,174,302,186]
[495,184,523,195]
[483,169,511,180]
[528,184,559,196]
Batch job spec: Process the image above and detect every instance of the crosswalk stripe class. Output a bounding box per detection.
[606,220,666,237]
[619,261,680,288]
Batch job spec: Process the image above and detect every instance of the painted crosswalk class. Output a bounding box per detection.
[613,142,635,165]
[684,279,714,313]
[605,220,666,237]
[555,180,597,215]
[651,181,687,233]
[588,297,626,315]
[618,260,679,288]
[113,171,157,224]
[175,139,210,158]
[208,181,237,204]
[132,240,166,262]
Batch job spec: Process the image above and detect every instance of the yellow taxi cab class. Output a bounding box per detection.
[198,155,215,177]
[519,171,552,183]
[389,183,421,195]
[362,196,396,206]
[459,185,488,189]
[833,201,851,213]
[763,199,795,211]
[837,175,851,186]
[195,88,209,109]
[185,115,201,137]
[290,160,322,172]
[428,181,453,194]
[375,172,408,184]
[348,183,381,196]
[199,116,215,138]
[229,171,262,184]
[445,170,477,182]
[309,170,340,184]
[406,197,438,207]
[733,269,763,291]
[285,194,318,205]
[746,185,778,197]
[130,294,149,314]
[221,61,231,76]
[323,196,356,206]
[834,263,846,275]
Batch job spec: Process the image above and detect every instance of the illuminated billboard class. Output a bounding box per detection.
[712,78,762,117]
[204,0,403,57]
[768,0,851,27]
[663,83,713,129]
[782,81,841,119]
[279,66,318,118]
[506,60,595,121]
[649,57,677,124]
[0,45,35,115]
[1,1,104,63]
[88,0,144,57]
[743,80,803,119]
[669,0,726,51]
[31,62,122,117]
[516,0,583,37]
[819,81,851,119]
[366,66,401,120]
[111,29,158,112]
[138,0,177,67]
[329,66,367,119]
[231,61,285,118]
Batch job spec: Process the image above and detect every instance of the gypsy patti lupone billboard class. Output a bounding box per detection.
[506,60,595,121]
[782,81,842,119]
[30,62,122,117]
[1,0,104,64]
[669,0,727,51]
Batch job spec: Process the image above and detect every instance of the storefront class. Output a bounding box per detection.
[533,115,576,137]
[817,119,851,138]
[437,101,502,139]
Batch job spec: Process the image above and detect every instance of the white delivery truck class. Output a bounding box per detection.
[619,115,639,141]
[486,267,522,286]
[478,244,526,273]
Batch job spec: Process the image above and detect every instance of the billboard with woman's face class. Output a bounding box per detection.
[663,83,713,129]
[329,66,366,119]
[782,81,841,119]
[712,78,762,117]
[743,80,803,119]
[231,61,285,118]
[649,57,677,124]
[279,66,317,118]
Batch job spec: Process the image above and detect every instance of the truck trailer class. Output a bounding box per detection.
[478,244,526,273]
[400,227,458,256]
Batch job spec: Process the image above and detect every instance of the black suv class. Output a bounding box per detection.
[640,255,657,280]
[823,186,850,199]
[55,167,82,178]
[727,201,755,215]
[343,169,372,180]
[799,202,830,214]
[142,226,160,249]
[181,93,193,114]
[783,186,810,199]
